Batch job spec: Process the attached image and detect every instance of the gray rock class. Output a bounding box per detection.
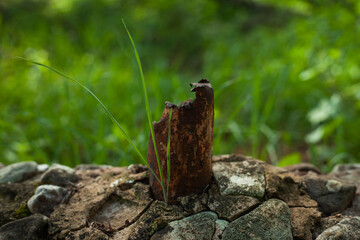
[27,184,67,217]
[151,211,218,240]
[265,168,318,208]
[37,164,49,172]
[208,194,260,221]
[316,216,360,240]
[328,164,360,215]
[114,200,186,240]
[212,219,229,240]
[212,154,250,163]
[290,207,322,240]
[332,164,360,173]
[0,214,48,240]
[41,163,78,186]
[213,160,265,199]
[75,164,111,171]
[329,164,360,192]
[48,166,154,239]
[342,193,360,216]
[178,193,208,215]
[312,215,344,239]
[89,183,152,230]
[222,199,293,240]
[305,176,356,215]
[128,164,148,174]
[0,161,38,183]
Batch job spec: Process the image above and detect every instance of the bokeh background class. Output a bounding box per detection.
[1,0,360,172]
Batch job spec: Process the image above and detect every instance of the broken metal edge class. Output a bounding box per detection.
[190,78,212,92]
[153,79,213,126]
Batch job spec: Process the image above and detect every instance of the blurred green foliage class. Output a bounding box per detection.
[1,0,359,171]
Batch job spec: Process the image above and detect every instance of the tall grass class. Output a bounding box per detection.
[122,20,169,203]
[3,0,360,173]
[18,22,173,203]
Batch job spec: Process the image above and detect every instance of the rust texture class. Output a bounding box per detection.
[147,79,214,204]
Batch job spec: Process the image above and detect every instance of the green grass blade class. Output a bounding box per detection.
[166,109,172,201]
[17,57,162,184]
[122,19,167,203]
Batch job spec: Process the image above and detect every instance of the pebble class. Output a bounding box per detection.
[305,176,356,215]
[0,161,38,183]
[41,163,78,186]
[27,184,67,217]
[37,164,49,172]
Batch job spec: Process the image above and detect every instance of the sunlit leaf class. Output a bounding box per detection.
[307,94,340,125]
[278,152,301,167]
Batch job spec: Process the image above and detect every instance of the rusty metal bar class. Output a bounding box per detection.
[147,79,214,204]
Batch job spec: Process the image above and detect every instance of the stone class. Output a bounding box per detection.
[213,160,265,199]
[315,216,360,240]
[212,219,229,240]
[75,164,111,171]
[128,164,148,174]
[208,194,259,221]
[41,164,78,187]
[37,164,49,172]
[150,211,218,240]
[0,161,38,183]
[329,164,360,192]
[109,171,149,190]
[222,199,293,240]
[312,215,344,239]
[290,207,321,240]
[65,227,109,240]
[342,193,360,216]
[27,185,68,217]
[178,193,208,215]
[3,156,359,239]
[75,165,115,181]
[328,164,360,216]
[332,164,360,173]
[88,185,151,230]
[212,154,251,163]
[49,167,153,239]
[305,176,356,215]
[265,168,318,207]
[0,214,48,240]
[114,200,186,240]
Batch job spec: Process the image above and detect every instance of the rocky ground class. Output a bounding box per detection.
[0,154,359,240]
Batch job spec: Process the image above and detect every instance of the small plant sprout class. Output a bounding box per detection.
[18,21,172,203]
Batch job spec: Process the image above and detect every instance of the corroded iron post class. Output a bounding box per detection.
[147,79,214,204]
